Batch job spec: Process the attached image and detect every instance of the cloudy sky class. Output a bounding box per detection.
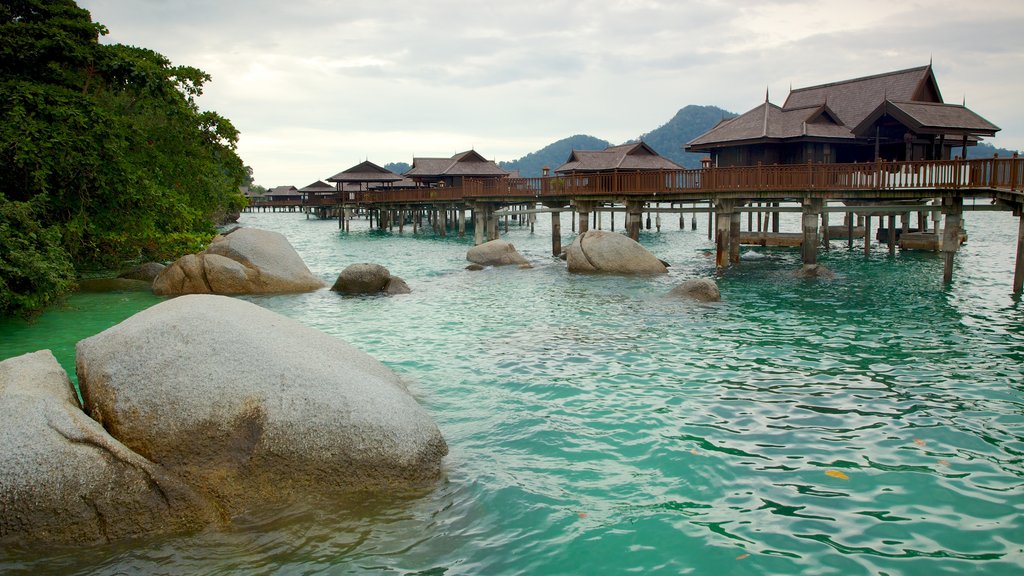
[79,0,1024,188]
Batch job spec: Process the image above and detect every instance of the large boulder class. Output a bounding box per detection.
[118,262,166,282]
[0,351,220,545]
[76,295,447,516]
[793,264,836,279]
[332,263,391,294]
[668,278,721,302]
[466,240,530,267]
[152,228,324,295]
[566,230,668,274]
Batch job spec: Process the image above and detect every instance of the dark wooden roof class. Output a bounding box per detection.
[299,180,336,193]
[556,142,683,173]
[266,185,301,197]
[327,160,403,183]
[405,150,509,178]
[687,64,999,151]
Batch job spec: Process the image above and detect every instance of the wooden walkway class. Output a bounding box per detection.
[247,156,1024,292]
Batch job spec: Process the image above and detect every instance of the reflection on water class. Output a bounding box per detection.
[2,209,1023,575]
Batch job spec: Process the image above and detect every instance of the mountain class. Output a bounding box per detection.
[383,161,410,175]
[966,142,1019,159]
[630,104,737,168]
[500,134,611,177]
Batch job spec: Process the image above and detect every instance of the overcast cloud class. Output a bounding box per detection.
[78,0,1024,187]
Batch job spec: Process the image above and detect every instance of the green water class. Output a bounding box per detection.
[2,208,1023,575]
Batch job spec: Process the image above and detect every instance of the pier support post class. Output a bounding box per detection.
[821,208,830,251]
[864,214,872,256]
[942,196,964,284]
[473,205,485,245]
[729,209,741,264]
[801,198,823,265]
[626,200,643,241]
[576,202,591,235]
[714,201,734,269]
[488,207,499,241]
[887,214,896,256]
[458,207,466,237]
[546,203,565,257]
[1014,208,1024,294]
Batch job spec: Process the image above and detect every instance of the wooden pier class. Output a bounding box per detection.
[245,155,1024,292]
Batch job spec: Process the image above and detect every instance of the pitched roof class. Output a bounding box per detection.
[327,160,403,183]
[556,142,683,173]
[688,64,999,151]
[299,180,336,193]
[266,185,301,197]
[405,150,509,178]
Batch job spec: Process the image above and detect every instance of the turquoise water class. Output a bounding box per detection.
[2,207,1023,575]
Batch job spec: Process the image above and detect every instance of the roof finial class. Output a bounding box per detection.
[929,54,933,68]
[765,85,770,103]
[962,92,966,107]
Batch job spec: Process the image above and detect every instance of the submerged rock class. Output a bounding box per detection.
[0,351,220,545]
[668,278,721,302]
[76,295,447,517]
[153,228,324,296]
[466,240,530,267]
[565,230,667,274]
[793,264,836,279]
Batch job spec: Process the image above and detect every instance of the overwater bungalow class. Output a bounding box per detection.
[404,150,509,188]
[555,141,683,174]
[686,64,1000,166]
[327,161,405,200]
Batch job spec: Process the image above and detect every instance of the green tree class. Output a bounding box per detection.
[0,0,247,314]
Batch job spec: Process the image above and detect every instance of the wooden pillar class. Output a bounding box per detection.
[577,202,590,235]
[707,202,713,240]
[626,200,643,241]
[551,210,562,256]
[847,213,854,250]
[887,214,896,256]
[473,205,485,245]
[821,207,830,251]
[864,214,872,256]
[1014,209,1024,294]
[715,201,733,269]
[488,208,499,241]
[942,196,964,284]
[458,207,466,237]
[772,203,780,233]
[801,198,822,265]
[729,209,741,264]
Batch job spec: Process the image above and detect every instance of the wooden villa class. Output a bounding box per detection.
[686,64,1000,166]
[327,160,404,199]
[556,142,683,174]
[404,150,509,188]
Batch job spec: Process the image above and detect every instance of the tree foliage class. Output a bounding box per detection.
[0,0,246,315]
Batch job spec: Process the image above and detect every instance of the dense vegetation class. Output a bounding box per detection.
[0,0,246,316]
[630,104,737,168]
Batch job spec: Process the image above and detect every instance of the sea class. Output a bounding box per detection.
[1,204,1022,575]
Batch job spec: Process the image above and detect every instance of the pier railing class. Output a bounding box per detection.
[247,156,1023,209]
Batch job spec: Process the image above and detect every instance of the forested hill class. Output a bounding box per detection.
[629,104,737,168]
[499,134,611,177]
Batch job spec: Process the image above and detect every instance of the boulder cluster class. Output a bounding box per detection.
[1,294,447,545]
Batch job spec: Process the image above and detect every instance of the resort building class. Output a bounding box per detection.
[686,64,1000,166]
[404,150,509,188]
[555,142,683,174]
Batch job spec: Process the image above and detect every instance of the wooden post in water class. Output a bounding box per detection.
[626,200,643,241]
[488,207,499,241]
[864,214,872,256]
[473,205,485,245]
[821,207,830,251]
[942,196,964,284]
[550,208,562,256]
[458,207,466,237]
[714,201,733,269]
[887,214,896,256]
[847,213,854,250]
[1014,209,1024,294]
[801,198,822,265]
[707,202,713,240]
[577,202,590,235]
[729,209,741,264]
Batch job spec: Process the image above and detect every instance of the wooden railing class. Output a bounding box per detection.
[247,156,1023,208]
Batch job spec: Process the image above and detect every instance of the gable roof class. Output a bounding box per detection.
[327,160,404,183]
[266,185,301,197]
[688,64,999,151]
[405,150,509,178]
[556,142,683,173]
[299,180,336,194]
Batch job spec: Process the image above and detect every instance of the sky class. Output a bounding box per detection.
[78,0,1024,188]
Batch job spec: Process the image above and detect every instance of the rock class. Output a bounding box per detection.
[119,262,166,281]
[793,264,836,279]
[466,240,529,267]
[332,263,392,294]
[465,264,485,271]
[668,278,721,302]
[565,230,668,274]
[385,276,412,295]
[76,295,447,516]
[152,228,324,296]
[0,351,220,545]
